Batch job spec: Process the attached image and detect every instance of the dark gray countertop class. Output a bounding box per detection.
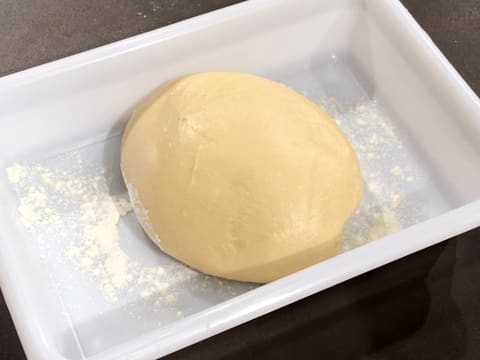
[1,1,479,359]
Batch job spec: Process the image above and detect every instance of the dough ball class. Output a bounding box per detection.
[121,72,363,283]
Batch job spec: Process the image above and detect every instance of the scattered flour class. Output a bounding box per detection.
[4,157,198,307]
[390,165,403,176]
[6,164,27,184]
[320,97,420,251]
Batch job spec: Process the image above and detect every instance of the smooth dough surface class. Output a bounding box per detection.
[121,72,363,283]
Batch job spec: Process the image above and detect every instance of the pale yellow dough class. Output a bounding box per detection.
[121,72,363,283]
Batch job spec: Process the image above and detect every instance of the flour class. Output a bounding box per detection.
[6,164,27,184]
[17,186,48,227]
[114,197,133,216]
[390,166,403,176]
[319,97,419,251]
[5,157,187,307]
[64,192,135,301]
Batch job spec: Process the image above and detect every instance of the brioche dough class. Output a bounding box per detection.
[121,72,363,283]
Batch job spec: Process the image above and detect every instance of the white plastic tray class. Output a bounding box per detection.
[1,0,480,359]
